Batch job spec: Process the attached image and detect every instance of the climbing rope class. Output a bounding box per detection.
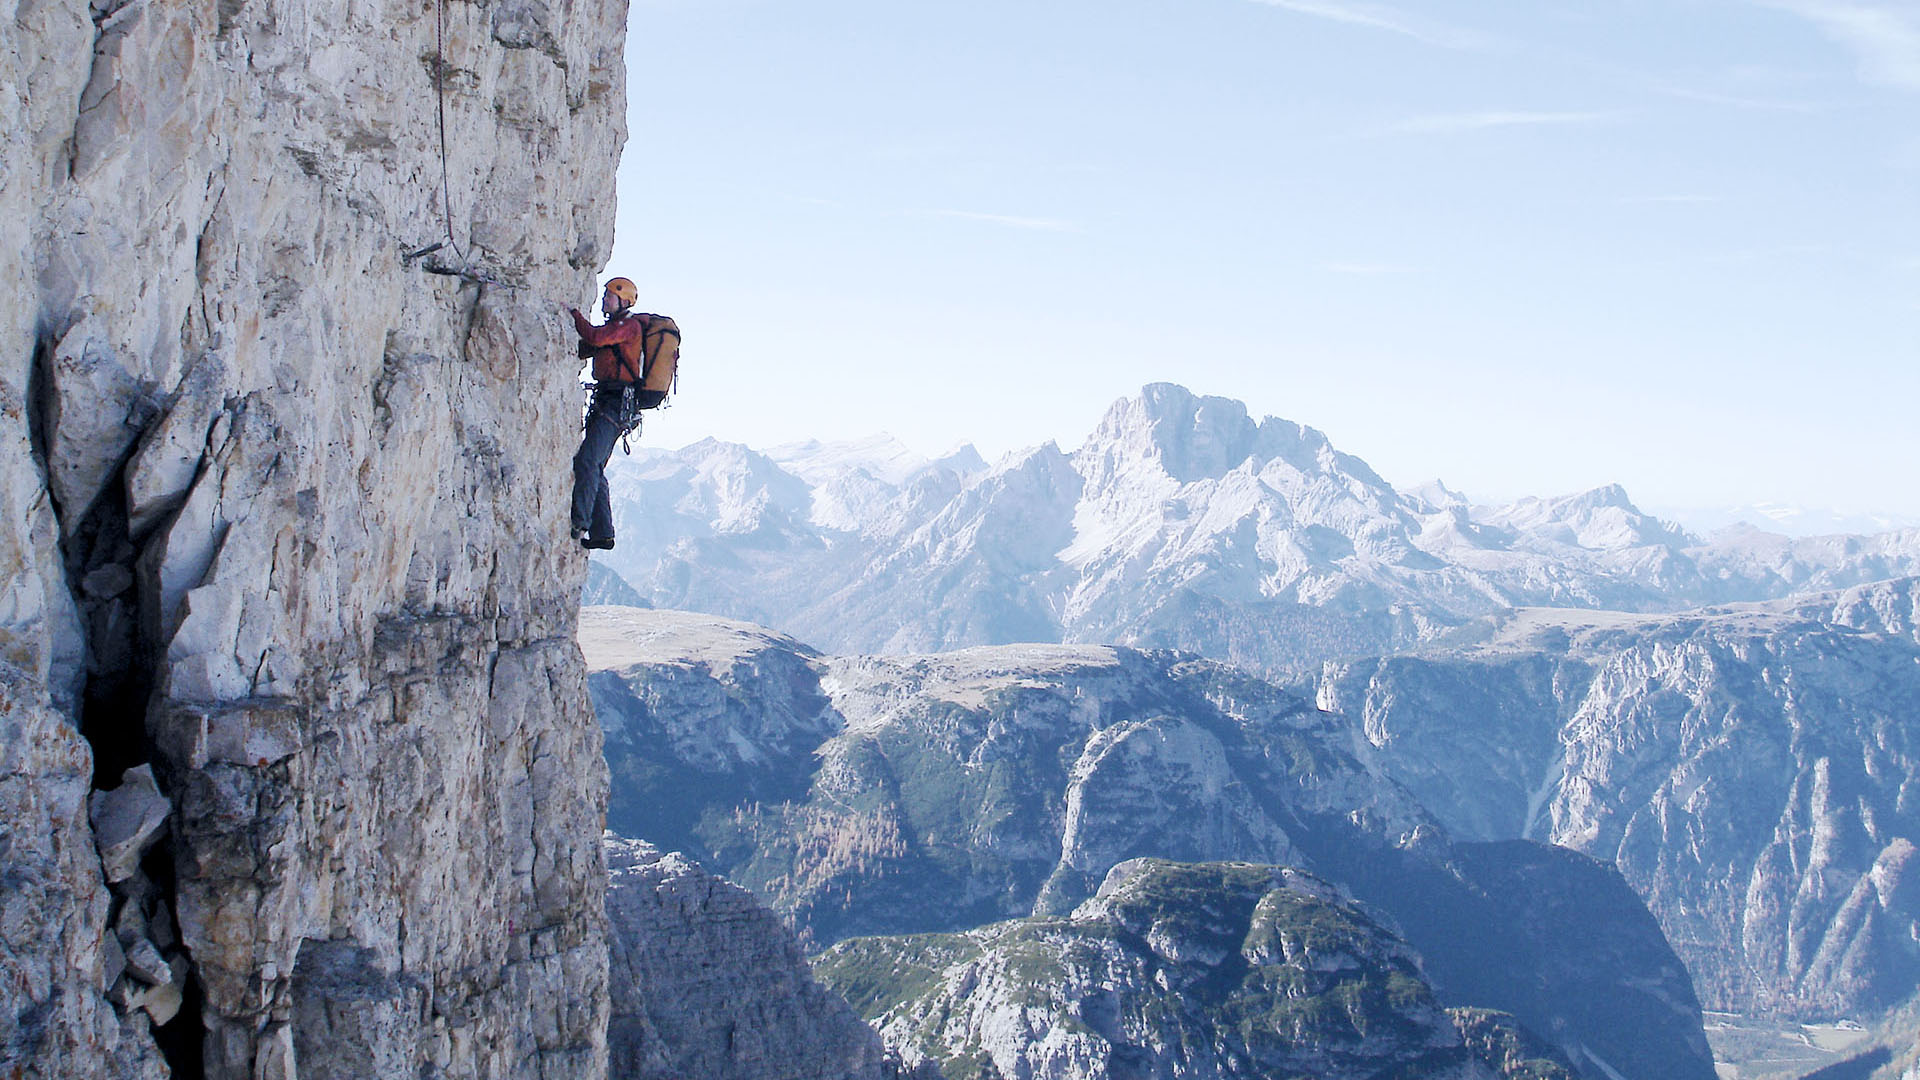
[404,0,503,283]
[432,0,464,262]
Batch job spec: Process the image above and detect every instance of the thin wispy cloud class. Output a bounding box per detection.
[1649,81,1820,113]
[868,139,974,164]
[1758,0,1920,90]
[1529,48,1823,114]
[1388,110,1625,135]
[1697,242,1840,266]
[919,210,1080,233]
[1326,262,1419,275]
[1615,194,1720,205]
[1246,0,1493,51]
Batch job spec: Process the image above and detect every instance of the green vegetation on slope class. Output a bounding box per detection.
[814,859,1581,1080]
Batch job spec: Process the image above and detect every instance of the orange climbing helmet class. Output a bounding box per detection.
[603,277,638,310]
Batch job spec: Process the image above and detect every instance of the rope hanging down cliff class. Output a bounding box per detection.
[433,0,462,262]
[406,0,477,275]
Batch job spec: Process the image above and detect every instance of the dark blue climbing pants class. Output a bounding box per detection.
[570,384,664,542]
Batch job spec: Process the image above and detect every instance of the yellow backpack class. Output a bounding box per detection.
[637,314,680,399]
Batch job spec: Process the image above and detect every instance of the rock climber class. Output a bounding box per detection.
[567,276,674,550]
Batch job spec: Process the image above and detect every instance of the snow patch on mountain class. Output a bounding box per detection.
[597,384,1920,676]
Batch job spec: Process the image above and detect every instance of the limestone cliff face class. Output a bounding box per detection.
[1,0,623,1070]
[603,835,894,1080]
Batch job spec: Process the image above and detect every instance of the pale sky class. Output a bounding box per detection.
[604,0,1919,519]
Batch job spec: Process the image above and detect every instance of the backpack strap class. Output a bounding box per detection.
[612,313,645,383]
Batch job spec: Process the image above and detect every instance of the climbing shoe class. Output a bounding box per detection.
[582,536,615,550]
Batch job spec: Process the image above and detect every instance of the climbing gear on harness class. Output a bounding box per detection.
[581,382,655,456]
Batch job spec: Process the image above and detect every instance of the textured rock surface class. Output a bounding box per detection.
[1447,1010,1577,1080]
[0,0,625,1068]
[603,833,892,1080]
[582,606,838,841]
[584,606,1718,1079]
[814,858,1578,1080]
[1316,578,1920,1021]
[0,664,167,1077]
[590,384,1920,677]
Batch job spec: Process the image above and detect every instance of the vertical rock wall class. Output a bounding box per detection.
[0,0,626,1070]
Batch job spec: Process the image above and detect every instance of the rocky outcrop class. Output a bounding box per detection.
[582,606,838,845]
[1317,579,1920,1021]
[586,561,648,607]
[813,858,1579,1080]
[603,834,893,1080]
[584,606,1718,1079]
[1448,1010,1578,1080]
[0,0,625,1068]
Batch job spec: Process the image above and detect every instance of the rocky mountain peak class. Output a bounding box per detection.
[768,434,929,486]
[929,443,989,476]
[1401,479,1471,514]
[1081,383,1263,484]
[626,437,814,538]
[1485,483,1690,552]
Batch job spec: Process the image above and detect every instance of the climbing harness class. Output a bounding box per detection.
[581,382,647,455]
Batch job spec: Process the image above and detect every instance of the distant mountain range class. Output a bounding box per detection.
[1652,502,1920,541]
[594,384,1920,677]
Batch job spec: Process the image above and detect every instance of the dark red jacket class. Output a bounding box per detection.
[571,308,645,383]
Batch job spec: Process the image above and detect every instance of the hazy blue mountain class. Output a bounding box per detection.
[595,384,1920,677]
[1653,503,1920,541]
[604,835,894,1080]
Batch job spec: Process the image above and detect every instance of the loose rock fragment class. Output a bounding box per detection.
[124,938,171,986]
[90,764,172,883]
